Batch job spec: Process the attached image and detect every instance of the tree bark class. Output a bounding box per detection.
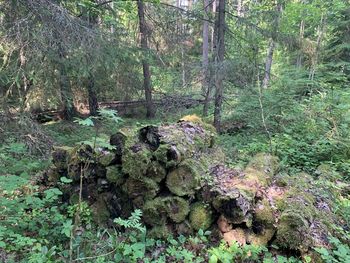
[211,0,217,54]
[296,20,305,67]
[58,44,76,120]
[83,1,99,116]
[137,0,155,118]
[261,3,282,89]
[213,0,226,132]
[309,14,325,81]
[87,74,98,116]
[202,0,210,116]
[262,39,275,89]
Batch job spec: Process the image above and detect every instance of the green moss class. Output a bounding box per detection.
[164,196,190,223]
[153,144,170,164]
[166,160,201,196]
[189,202,214,231]
[122,142,152,178]
[146,161,166,183]
[254,198,275,227]
[275,210,310,250]
[175,220,193,235]
[66,144,94,181]
[142,197,168,226]
[247,228,275,246]
[153,144,182,168]
[106,165,125,186]
[98,151,115,166]
[52,146,73,169]
[123,176,159,202]
[246,153,279,177]
[147,224,172,239]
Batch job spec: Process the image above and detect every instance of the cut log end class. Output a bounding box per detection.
[166,163,200,196]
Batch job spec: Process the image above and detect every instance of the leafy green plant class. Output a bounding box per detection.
[0,182,68,254]
[315,237,350,263]
[74,109,123,150]
[113,209,147,262]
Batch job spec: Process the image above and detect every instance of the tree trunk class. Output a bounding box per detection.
[213,0,226,132]
[309,14,325,81]
[58,44,76,120]
[262,39,275,89]
[262,3,282,89]
[202,0,210,116]
[296,20,305,67]
[137,0,155,118]
[261,3,282,89]
[87,74,98,116]
[211,0,217,54]
[83,1,99,116]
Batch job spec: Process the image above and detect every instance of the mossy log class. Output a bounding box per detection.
[210,165,254,225]
[146,161,166,183]
[52,146,73,170]
[142,197,169,226]
[45,166,66,184]
[122,142,153,178]
[123,177,159,207]
[140,121,216,167]
[98,150,116,166]
[142,196,190,225]
[106,165,125,186]
[189,202,214,231]
[166,160,202,196]
[210,154,279,226]
[110,131,128,164]
[148,224,172,239]
[110,131,128,155]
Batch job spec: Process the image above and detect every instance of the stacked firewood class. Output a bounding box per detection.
[46,118,341,255]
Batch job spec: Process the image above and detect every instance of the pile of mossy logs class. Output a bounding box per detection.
[45,116,347,256]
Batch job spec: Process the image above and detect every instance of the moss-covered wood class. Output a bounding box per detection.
[45,120,346,255]
[166,160,202,196]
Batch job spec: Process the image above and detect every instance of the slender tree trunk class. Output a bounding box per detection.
[296,20,305,67]
[309,14,325,81]
[213,0,226,132]
[211,0,217,54]
[82,1,99,116]
[261,3,282,89]
[181,45,186,88]
[87,74,98,116]
[57,43,76,120]
[137,0,155,118]
[262,39,275,89]
[202,0,210,116]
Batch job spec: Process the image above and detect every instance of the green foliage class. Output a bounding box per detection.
[114,209,146,233]
[315,237,350,263]
[0,182,68,254]
[208,241,303,263]
[0,141,49,176]
[68,201,92,225]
